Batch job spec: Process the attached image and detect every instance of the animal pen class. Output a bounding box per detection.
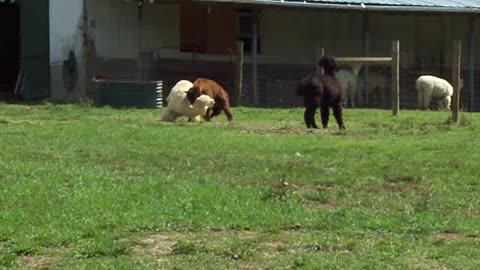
[79,0,479,116]
[316,40,401,116]
[313,39,462,120]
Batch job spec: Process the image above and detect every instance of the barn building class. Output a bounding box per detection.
[1,0,480,110]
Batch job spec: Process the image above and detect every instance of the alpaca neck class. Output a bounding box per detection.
[352,65,362,77]
[324,69,335,76]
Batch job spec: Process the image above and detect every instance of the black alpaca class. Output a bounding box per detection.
[296,56,345,129]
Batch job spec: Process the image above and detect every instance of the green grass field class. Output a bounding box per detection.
[1,103,480,269]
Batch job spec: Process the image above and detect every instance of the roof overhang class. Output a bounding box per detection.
[192,0,480,14]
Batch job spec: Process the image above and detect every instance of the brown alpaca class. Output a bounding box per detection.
[297,56,345,129]
[186,78,233,121]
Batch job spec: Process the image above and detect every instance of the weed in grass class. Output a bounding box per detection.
[262,181,292,202]
[221,239,257,260]
[12,246,36,257]
[171,240,201,256]
[73,237,128,259]
[303,191,330,204]
[0,252,17,269]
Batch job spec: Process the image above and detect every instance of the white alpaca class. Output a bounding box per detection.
[336,64,362,108]
[161,80,215,122]
[357,71,390,108]
[415,75,462,111]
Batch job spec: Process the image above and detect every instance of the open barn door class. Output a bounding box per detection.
[18,0,50,99]
[0,2,20,98]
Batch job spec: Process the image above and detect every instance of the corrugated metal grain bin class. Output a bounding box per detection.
[94,79,163,109]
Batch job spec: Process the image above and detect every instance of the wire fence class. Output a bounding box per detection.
[239,47,475,112]
[90,40,476,112]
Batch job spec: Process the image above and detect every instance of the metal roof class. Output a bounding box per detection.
[197,0,480,12]
[281,0,480,8]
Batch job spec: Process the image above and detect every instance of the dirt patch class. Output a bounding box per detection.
[384,175,425,184]
[466,208,480,217]
[362,183,431,194]
[302,200,338,211]
[363,185,408,193]
[237,265,268,270]
[431,231,480,244]
[131,230,261,258]
[21,256,57,269]
[131,232,192,257]
[287,183,339,211]
[241,125,333,136]
[129,230,308,264]
[291,183,336,193]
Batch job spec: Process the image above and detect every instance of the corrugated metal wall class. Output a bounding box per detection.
[19,0,50,100]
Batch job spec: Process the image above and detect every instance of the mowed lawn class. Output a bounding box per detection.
[1,103,480,269]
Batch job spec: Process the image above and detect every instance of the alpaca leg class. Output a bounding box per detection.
[356,87,362,107]
[188,116,201,122]
[161,109,175,122]
[351,86,356,108]
[423,94,432,110]
[203,108,212,121]
[417,90,423,109]
[343,92,349,108]
[430,98,439,110]
[444,96,452,111]
[320,106,330,129]
[210,106,223,119]
[333,104,346,129]
[223,106,233,121]
[303,109,311,128]
[422,88,432,110]
[304,105,318,129]
[169,114,180,122]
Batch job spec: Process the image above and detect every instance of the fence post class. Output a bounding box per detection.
[468,16,475,112]
[136,0,144,81]
[252,9,259,106]
[234,41,244,107]
[391,40,400,116]
[452,40,462,123]
[314,47,325,74]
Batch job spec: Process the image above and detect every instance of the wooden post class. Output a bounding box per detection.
[314,47,325,74]
[252,9,259,106]
[136,0,144,81]
[468,17,475,111]
[363,13,369,106]
[452,40,462,122]
[391,40,400,116]
[321,48,325,74]
[82,0,89,99]
[234,41,244,107]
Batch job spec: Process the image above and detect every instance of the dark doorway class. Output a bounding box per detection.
[0,2,20,97]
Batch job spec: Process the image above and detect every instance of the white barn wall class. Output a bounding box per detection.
[85,2,478,96]
[89,0,137,59]
[89,0,179,60]
[88,2,368,65]
[49,0,86,101]
[89,3,430,66]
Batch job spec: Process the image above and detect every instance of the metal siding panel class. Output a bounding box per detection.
[94,81,163,109]
[20,0,50,99]
[0,3,20,93]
